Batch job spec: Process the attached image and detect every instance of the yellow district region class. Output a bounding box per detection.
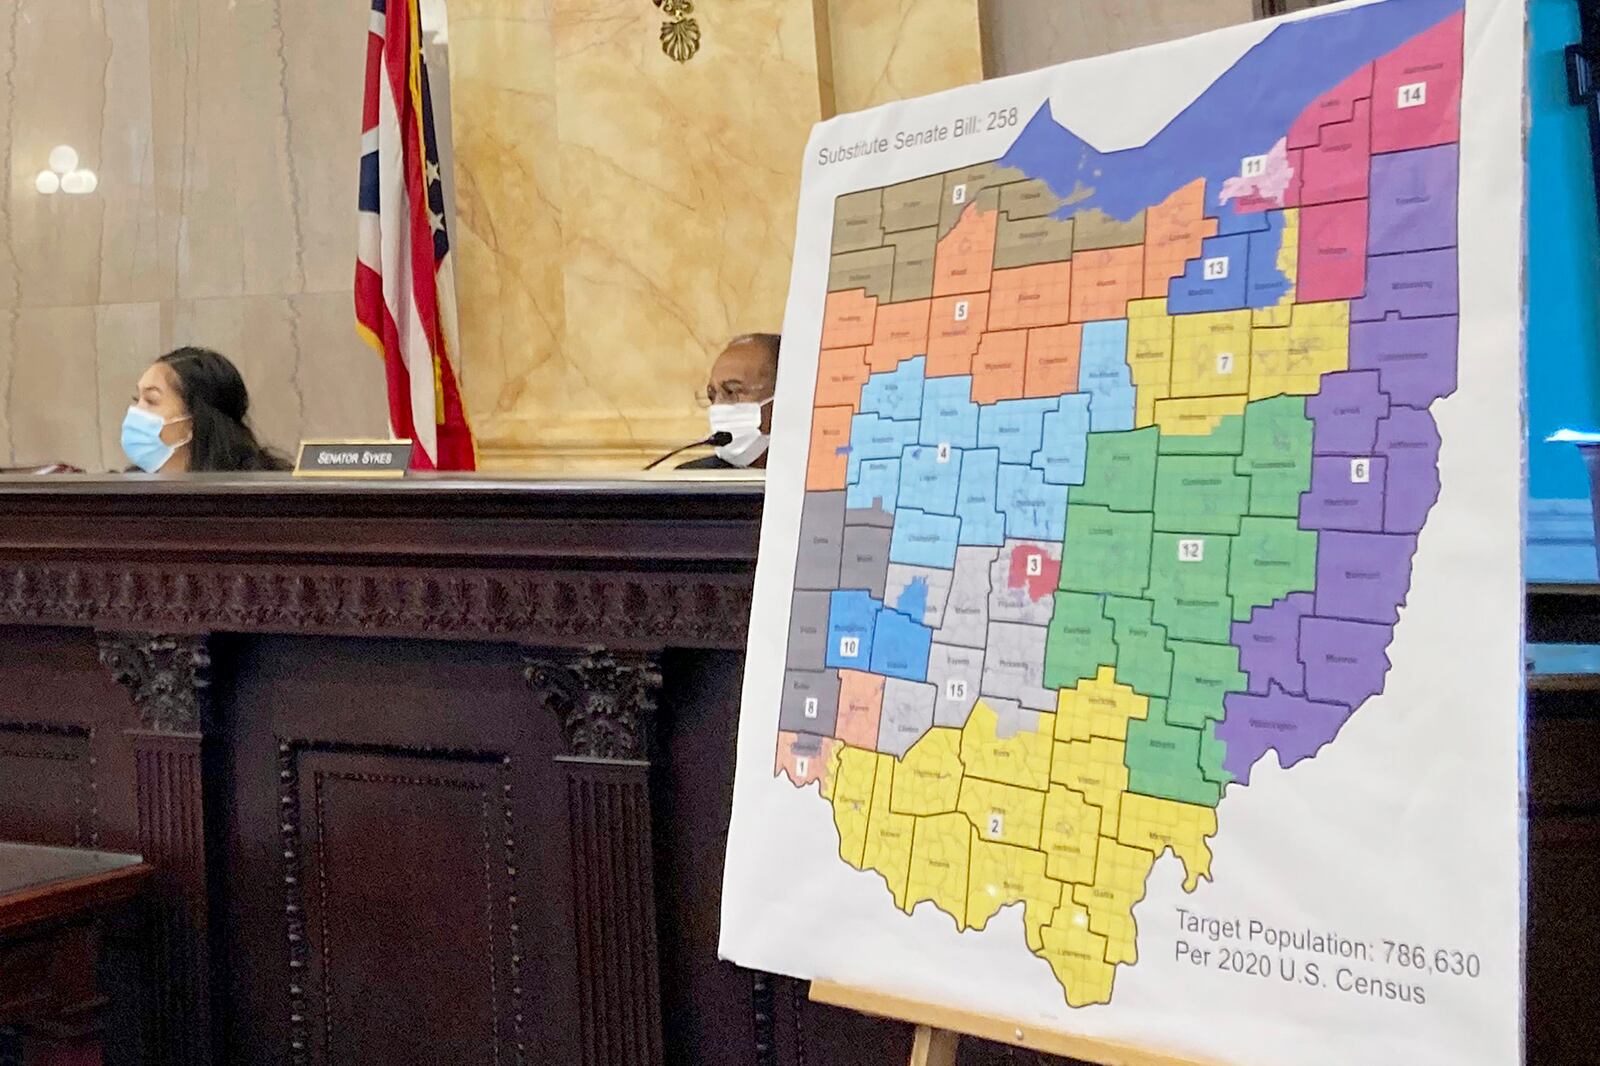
[1250,300,1350,400]
[1055,665,1148,742]
[1117,792,1218,892]
[906,812,972,927]
[1152,394,1248,437]
[863,752,916,908]
[1039,901,1116,1007]
[961,699,1055,791]
[958,775,1046,850]
[1253,208,1300,327]
[891,726,965,815]
[1050,738,1127,836]
[822,741,844,800]
[967,833,1062,952]
[1170,309,1253,398]
[1041,784,1101,884]
[1126,298,1173,427]
[831,745,878,867]
[1072,837,1158,965]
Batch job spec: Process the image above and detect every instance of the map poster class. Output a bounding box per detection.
[720,0,1525,1062]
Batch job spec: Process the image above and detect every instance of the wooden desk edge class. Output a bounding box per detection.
[809,980,1222,1066]
[0,863,154,937]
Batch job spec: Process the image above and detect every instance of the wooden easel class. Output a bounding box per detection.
[810,981,1219,1066]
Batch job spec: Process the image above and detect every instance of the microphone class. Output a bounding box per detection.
[644,431,732,471]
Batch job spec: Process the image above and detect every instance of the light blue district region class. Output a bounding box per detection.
[998,463,1069,541]
[919,376,980,450]
[848,457,900,513]
[1033,394,1092,485]
[825,589,881,670]
[898,444,962,515]
[870,609,933,682]
[847,412,920,484]
[1079,321,1135,432]
[889,507,963,568]
[955,447,1006,546]
[1167,232,1251,313]
[978,397,1060,464]
[859,355,926,421]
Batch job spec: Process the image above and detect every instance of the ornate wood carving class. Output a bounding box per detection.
[524,649,663,761]
[96,632,211,734]
[94,631,213,1066]
[525,650,665,1065]
[0,564,751,650]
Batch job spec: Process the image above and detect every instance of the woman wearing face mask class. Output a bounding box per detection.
[679,333,781,470]
[121,346,290,474]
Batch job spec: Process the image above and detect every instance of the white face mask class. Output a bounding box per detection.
[709,398,773,468]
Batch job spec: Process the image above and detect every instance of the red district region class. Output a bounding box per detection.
[1006,543,1060,603]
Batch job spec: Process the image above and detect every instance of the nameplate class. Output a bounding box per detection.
[293,440,412,478]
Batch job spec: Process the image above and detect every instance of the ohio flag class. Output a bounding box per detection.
[355,0,475,470]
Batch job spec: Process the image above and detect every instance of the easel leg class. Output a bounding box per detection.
[909,1025,960,1066]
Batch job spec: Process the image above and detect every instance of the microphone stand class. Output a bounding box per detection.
[644,431,733,471]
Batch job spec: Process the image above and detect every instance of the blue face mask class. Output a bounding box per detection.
[121,406,192,473]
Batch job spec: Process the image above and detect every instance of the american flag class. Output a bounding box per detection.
[355,0,475,470]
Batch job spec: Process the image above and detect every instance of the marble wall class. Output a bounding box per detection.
[451,0,986,471]
[981,0,1256,75]
[0,0,388,472]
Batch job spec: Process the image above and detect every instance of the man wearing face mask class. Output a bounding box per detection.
[678,332,780,470]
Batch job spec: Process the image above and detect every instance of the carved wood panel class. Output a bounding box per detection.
[281,743,524,1066]
[0,724,95,847]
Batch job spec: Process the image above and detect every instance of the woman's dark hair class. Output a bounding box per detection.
[156,347,290,472]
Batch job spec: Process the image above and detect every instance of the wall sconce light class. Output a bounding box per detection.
[35,145,97,195]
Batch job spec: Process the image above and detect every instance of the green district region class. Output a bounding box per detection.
[1229,516,1317,621]
[1237,395,1314,517]
[1103,596,1173,698]
[1074,427,1158,512]
[1166,640,1247,728]
[1158,413,1245,456]
[1044,591,1116,690]
[1124,698,1221,807]
[1146,532,1233,643]
[1059,505,1153,599]
[1154,454,1251,535]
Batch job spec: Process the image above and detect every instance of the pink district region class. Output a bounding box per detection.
[1289,64,1373,150]
[1233,593,1313,696]
[1299,98,1371,206]
[1217,685,1352,783]
[1313,530,1418,626]
[1371,10,1464,154]
[1220,137,1300,213]
[1298,200,1367,301]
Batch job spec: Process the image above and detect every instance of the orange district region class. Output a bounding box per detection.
[933,206,999,297]
[971,331,1030,404]
[988,262,1073,332]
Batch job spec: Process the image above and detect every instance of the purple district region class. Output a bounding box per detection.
[1217,684,1353,784]
[1233,593,1313,695]
[1314,530,1418,625]
[1300,455,1387,532]
[1369,144,1458,255]
[1349,314,1459,408]
[1375,407,1443,534]
[1299,615,1396,708]
[1350,248,1458,321]
[1308,371,1390,455]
